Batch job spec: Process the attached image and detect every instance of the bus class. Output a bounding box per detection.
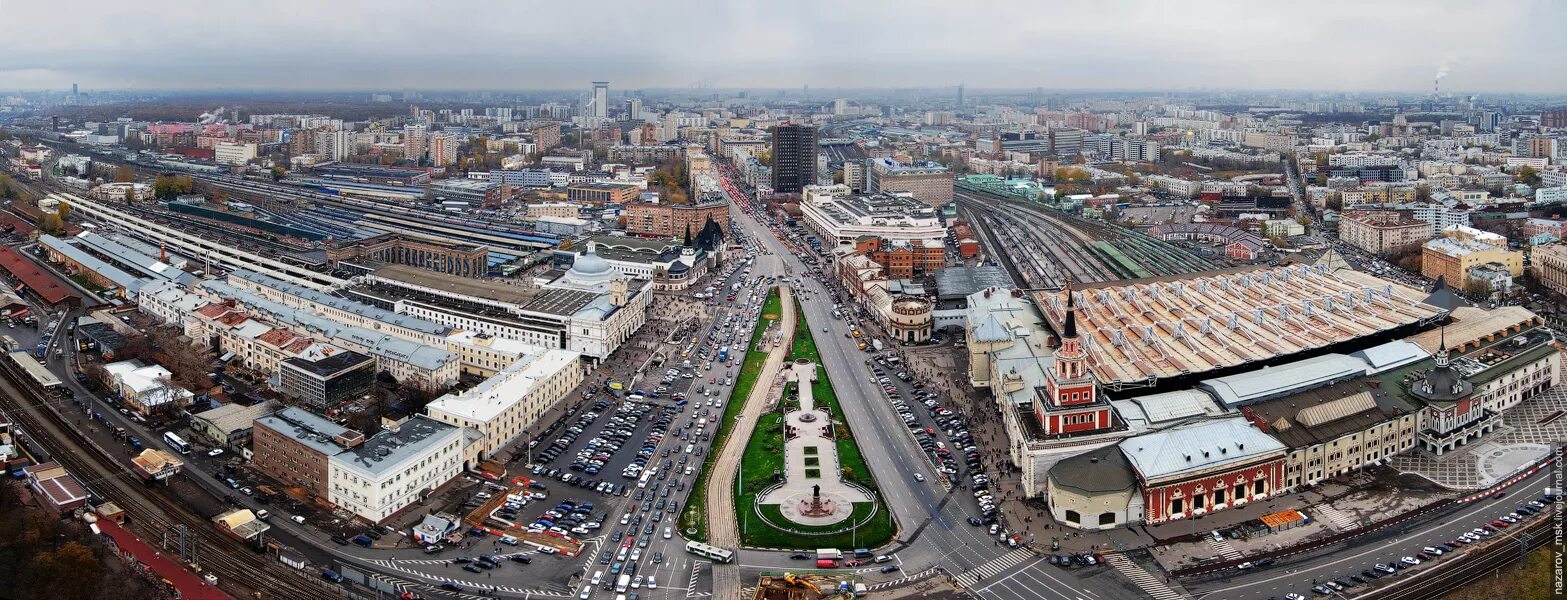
[163,432,191,455]
[685,541,734,563]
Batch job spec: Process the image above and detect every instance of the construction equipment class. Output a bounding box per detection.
[782,573,820,594]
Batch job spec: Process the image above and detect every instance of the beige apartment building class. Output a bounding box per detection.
[1533,243,1567,297]
[1422,226,1523,288]
[1339,210,1430,256]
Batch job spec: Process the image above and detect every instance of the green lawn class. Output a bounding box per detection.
[732,297,893,549]
[679,287,782,541]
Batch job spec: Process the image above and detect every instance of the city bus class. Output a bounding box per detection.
[163,432,191,455]
[685,541,734,563]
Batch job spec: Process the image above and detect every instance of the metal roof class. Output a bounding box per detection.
[1198,353,1370,408]
[1118,417,1286,483]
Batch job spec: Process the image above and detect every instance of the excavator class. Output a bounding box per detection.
[779,573,858,599]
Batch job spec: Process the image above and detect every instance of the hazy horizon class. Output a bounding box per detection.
[5,0,1565,94]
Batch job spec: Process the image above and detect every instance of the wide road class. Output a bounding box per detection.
[721,201,1151,600]
[1185,463,1559,600]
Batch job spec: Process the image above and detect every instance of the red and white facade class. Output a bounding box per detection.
[1034,290,1115,436]
[1118,417,1289,525]
[1140,458,1286,523]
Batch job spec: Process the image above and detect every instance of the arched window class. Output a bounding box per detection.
[1064,510,1081,524]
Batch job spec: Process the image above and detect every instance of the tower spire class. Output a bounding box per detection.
[1062,278,1077,339]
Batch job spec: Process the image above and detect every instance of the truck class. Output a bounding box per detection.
[872,339,884,352]
[816,548,842,561]
[717,346,729,362]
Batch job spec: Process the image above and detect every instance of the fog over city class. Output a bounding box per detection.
[4,0,1565,93]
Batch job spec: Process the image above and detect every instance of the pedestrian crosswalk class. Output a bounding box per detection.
[1103,554,1186,600]
[688,559,707,596]
[868,566,938,590]
[1314,504,1358,531]
[1207,536,1242,560]
[955,548,1035,587]
[362,558,568,597]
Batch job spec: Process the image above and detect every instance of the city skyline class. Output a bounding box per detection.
[4,0,1566,94]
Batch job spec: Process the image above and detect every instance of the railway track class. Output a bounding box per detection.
[0,367,350,600]
[1361,519,1552,600]
[962,194,1116,285]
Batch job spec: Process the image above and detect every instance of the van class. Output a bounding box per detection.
[591,570,604,585]
[351,534,374,547]
[616,574,631,593]
[255,510,270,520]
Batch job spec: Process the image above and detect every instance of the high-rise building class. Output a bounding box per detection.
[627,98,643,121]
[591,81,609,119]
[770,124,818,194]
[72,83,78,97]
[832,98,848,116]
[403,125,428,161]
[956,83,964,107]
[429,133,459,166]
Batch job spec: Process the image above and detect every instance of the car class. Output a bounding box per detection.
[208,448,225,457]
[440,583,463,592]
[913,473,925,482]
[1374,563,1397,574]
[966,517,983,527]
[880,565,901,573]
[874,555,892,564]
[463,564,484,574]
[1400,556,1421,566]
[1285,595,1306,600]
[790,553,811,560]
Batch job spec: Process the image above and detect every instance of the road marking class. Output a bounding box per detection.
[955,547,1035,587]
[1102,554,1185,600]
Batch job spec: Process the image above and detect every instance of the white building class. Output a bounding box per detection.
[425,349,583,458]
[798,185,946,248]
[136,280,208,327]
[327,416,466,523]
[214,142,258,166]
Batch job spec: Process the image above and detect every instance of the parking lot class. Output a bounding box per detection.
[413,244,777,597]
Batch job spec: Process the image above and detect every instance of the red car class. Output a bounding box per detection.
[1491,519,1510,528]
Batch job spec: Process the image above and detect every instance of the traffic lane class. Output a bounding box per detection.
[757,226,1005,559]
[1192,470,1555,599]
[766,234,992,548]
[971,557,1076,600]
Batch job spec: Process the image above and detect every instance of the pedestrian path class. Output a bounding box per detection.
[954,548,1034,587]
[1207,536,1242,560]
[1103,554,1186,600]
[1313,504,1358,531]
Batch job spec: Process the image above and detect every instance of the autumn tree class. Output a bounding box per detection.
[39,213,64,235]
[114,165,135,183]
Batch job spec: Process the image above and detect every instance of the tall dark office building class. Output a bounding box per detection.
[771,123,818,194]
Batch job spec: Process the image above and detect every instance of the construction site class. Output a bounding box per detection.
[752,572,867,600]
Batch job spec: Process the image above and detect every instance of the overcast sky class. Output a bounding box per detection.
[5,0,1564,94]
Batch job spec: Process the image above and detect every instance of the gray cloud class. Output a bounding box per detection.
[4,0,1564,93]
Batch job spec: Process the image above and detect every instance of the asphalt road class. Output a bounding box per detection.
[1186,463,1559,600]
[719,199,1152,600]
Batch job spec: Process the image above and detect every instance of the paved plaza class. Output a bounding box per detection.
[760,360,869,526]
[1388,385,1567,490]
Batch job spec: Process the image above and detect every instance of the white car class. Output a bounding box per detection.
[647,576,657,589]
[663,526,672,539]
[208,448,225,457]
[913,473,925,482]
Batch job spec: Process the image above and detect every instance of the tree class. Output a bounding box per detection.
[114,165,135,183]
[1396,252,1422,273]
[1515,165,1542,186]
[56,201,70,221]
[123,188,135,203]
[39,213,64,235]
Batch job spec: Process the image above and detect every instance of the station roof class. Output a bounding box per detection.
[1118,418,1286,483]
[1035,265,1446,388]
